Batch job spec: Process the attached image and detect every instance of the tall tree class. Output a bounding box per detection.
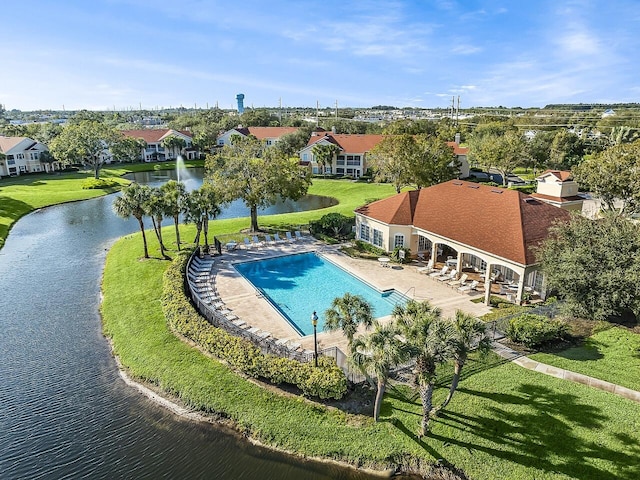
[183,184,221,248]
[49,120,119,178]
[538,214,640,321]
[145,187,169,259]
[312,143,339,177]
[549,130,585,169]
[413,135,459,189]
[111,135,146,163]
[113,183,152,258]
[160,180,187,251]
[468,130,527,185]
[393,300,454,436]
[350,320,409,421]
[208,136,311,232]
[437,311,491,411]
[162,135,187,159]
[368,134,415,193]
[324,293,374,346]
[573,140,640,216]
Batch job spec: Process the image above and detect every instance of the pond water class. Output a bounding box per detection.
[124,168,338,219]
[0,184,381,479]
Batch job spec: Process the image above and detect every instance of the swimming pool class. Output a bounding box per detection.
[234,252,406,336]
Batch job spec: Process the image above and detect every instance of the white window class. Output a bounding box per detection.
[17,153,25,160]
[266,140,272,145]
[418,236,431,252]
[302,153,308,161]
[394,234,404,248]
[360,224,370,242]
[373,229,383,247]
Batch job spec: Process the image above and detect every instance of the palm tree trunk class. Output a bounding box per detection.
[439,361,463,411]
[137,217,149,258]
[173,215,181,251]
[155,216,167,258]
[203,217,209,248]
[250,205,259,232]
[419,381,436,436]
[373,377,386,422]
[193,222,202,246]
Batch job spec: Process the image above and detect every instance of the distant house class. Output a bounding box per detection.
[531,170,585,212]
[120,129,196,162]
[354,180,570,304]
[298,132,469,178]
[0,136,52,177]
[216,126,300,147]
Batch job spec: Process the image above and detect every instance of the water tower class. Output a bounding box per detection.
[236,93,245,114]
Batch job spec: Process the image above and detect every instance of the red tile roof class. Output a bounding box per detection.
[446,141,468,156]
[355,180,570,265]
[246,126,299,139]
[121,129,192,143]
[307,133,386,153]
[538,170,573,181]
[530,193,584,203]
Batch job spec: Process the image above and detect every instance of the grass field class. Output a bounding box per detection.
[530,327,640,392]
[102,222,640,479]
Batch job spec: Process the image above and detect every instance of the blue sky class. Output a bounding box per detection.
[2,0,639,111]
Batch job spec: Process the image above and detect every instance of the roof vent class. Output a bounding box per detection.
[524,198,538,204]
[452,181,463,186]
[491,189,503,194]
[468,184,480,189]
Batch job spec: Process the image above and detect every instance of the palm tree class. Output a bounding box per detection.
[350,320,409,421]
[183,184,221,249]
[312,143,339,177]
[145,187,169,259]
[437,311,491,411]
[113,183,152,258]
[393,299,454,436]
[324,293,374,345]
[160,180,186,251]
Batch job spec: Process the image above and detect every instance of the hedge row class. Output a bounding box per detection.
[506,313,569,348]
[161,253,348,399]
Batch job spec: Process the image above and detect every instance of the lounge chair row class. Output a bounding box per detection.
[241,231,304,249]
[416,261,480,294]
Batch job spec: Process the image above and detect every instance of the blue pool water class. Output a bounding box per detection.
[234,252,405,336]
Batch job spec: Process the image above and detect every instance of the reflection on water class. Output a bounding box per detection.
[124,168,338,219]
[0,190,380,479]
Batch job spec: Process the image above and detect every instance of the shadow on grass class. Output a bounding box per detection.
[429,384,640,479]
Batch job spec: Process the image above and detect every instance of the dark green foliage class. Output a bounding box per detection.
[81,178,119,189]
[310,212,354,239]
[162,253,347,399]
[391,246,411,264]
[506,314,569,348]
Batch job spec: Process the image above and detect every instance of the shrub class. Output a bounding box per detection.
[391,246,411,264]
[81,178,119,189]
[506,313,569,348]
[310,212,354,239]
[162,253,347,400]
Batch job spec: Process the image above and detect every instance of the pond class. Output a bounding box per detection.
[124,168,338,219]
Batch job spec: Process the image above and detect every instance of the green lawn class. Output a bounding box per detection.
[102,223,640,479]
[0,160,204,250]
[530,327,640,391]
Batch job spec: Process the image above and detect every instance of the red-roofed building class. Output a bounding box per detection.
[354,180,571,304]
[217,126,300,147]
[121,129,196,162]
[299,133,470,178]
[531,170,585,211]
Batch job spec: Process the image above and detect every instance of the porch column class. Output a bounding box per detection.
[484,263,493,306]
[515,268,526,304]
[431,242,438,265]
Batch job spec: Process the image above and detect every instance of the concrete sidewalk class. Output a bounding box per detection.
[492,341,640,403]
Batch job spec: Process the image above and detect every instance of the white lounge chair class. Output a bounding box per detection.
[265,234,275,246]
[448,273,468,288]
[274,233,283,243]
[429,266,448,278]
[243,237,252,249]
[437,269,458,282]
[252,235,263,247]
[285,231,294,242]
[417,259,434,274]
[294,231,303,241]
[458,280,479,293]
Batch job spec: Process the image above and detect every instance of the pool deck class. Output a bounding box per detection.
[212,238,492,355]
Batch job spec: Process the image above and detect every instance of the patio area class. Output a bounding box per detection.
[204,238,492,355]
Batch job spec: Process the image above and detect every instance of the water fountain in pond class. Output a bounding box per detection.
[175,155,191,183]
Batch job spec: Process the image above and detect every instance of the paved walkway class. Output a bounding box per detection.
[492,341,640,403]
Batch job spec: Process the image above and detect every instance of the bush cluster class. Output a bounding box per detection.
[81,178,119,189]
[162,253,347,399]
[506,313,569,348]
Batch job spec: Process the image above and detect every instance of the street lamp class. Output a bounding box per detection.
[311,311,319,367]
